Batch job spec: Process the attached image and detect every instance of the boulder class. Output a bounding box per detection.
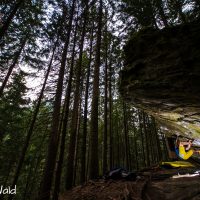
[145,177,200,200]
[120,20,200,139]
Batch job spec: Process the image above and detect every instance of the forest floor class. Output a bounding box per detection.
[60,179,146,200]
[60,164,200,200]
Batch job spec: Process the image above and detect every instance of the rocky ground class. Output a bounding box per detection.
[60,164,200,200]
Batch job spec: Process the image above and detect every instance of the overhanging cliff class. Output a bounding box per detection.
[120,20,200,139]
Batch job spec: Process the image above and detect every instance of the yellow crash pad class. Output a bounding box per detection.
[161,161,195,168]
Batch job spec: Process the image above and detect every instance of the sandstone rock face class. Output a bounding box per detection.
[120,20,200,139]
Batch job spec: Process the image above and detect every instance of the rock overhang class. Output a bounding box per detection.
[120,20,200,139]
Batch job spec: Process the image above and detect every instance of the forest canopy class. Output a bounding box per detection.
[0,0,200,200]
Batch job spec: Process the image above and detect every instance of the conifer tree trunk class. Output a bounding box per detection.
[109,59,113,170]
[148,119,155,164]
[89,0,103,179]
[86,140,90,180]
[123,102,130,169]
[52,17,78,200]
[103,23,108,174]
[65,0,89,189]
[0,37,27,97]
[161,130,169,160]
[73,95,83,186]
[38,0,76,199]
[142,112,150,166]
[0,0,24,41]
[127,129,132,169]
[133,125,139,169]
[152,118,162,161]
[153,128,162,161]
[146,116,154,164]
[9,43,56,198]
[138,111,146,167]
[115,115,120,166]
[80,22,94,184]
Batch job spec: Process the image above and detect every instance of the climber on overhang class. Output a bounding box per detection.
[175,137,200,160]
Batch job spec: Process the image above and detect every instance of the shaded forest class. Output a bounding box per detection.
[0,0,200,200]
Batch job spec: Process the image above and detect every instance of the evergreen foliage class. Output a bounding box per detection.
[0,0,197,199]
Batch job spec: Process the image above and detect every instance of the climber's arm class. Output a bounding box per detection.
[180,140,192,150]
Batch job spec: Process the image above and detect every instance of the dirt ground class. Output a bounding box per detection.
[60,167,200,200]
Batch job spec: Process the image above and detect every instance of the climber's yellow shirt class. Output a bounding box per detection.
[179,146,193,160]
